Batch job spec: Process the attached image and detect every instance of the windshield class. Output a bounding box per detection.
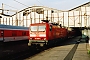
[38,26,45,31]
[30,26,45,31]
[31,26,37,31]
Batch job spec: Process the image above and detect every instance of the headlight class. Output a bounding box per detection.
[44,38,46,40]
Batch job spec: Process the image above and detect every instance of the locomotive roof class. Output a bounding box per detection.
[30,22,59,26]
[0,24,28,30]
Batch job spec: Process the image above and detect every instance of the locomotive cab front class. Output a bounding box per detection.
[28,23,48,47]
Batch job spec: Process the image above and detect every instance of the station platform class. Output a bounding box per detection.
[25,36,90,60]
[72,38,90,60]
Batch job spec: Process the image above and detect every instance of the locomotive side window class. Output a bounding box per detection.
[50,25,52,31]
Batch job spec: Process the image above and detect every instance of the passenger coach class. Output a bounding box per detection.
[0,24,29,42]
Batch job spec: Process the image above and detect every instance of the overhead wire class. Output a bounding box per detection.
[13,0,29,7]
[36,0,44,6]
[3,3,18,10]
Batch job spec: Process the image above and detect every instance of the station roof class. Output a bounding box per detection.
[0,2,90,17]
[68,1,90,11]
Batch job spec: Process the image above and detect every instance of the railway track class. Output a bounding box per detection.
[0,45,46,60]
[0,36,82,60]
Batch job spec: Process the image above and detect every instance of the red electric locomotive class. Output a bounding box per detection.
[0,24,29,42]
[28,20,75,47]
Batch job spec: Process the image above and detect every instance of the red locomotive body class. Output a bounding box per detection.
[28,20,74,47]
[0,24,29,42]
